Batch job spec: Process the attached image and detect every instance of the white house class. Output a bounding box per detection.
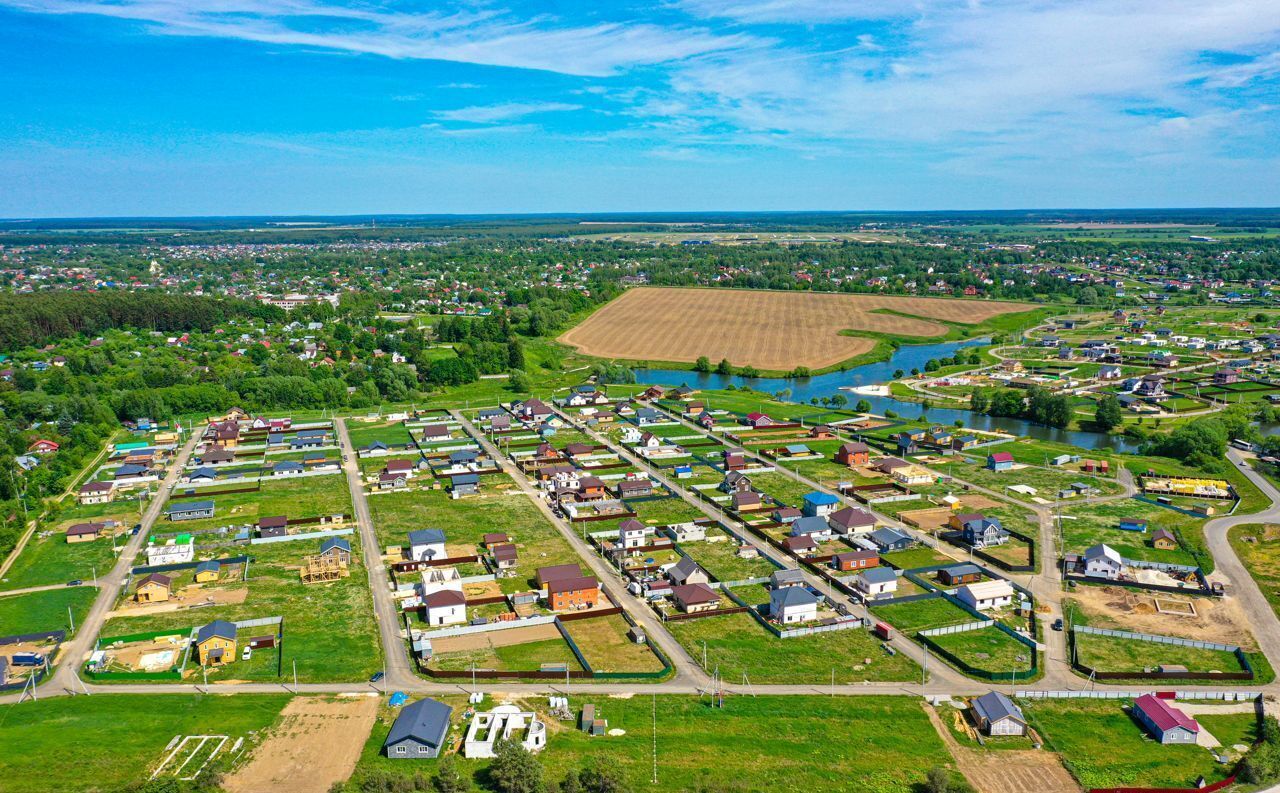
[855,566,898,598]
[463,705,547,759]
[770,586,819,624]
[419,566,463,597]
[408,529,448,562]
[421,589,466,626]
[956,579,1014,611]
[1084,543,1123,579]
[145,536,195,566]
[618,518,646,550]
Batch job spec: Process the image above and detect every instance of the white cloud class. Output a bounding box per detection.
[1,0,757,77]
[433,101,582,124]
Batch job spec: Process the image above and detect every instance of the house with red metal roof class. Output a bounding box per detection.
[1132,694,1200,744]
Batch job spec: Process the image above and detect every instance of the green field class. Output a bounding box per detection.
[429,636,584,673]
[0,586,97,636]
[347,695,954,793]
[0,694,291,792]
[1058,499,1204,567]
[663,611,918,684]
[1025,698,1255,790]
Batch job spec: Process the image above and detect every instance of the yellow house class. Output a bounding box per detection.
[195,620,238,666]
[135,573,172,603]
[66,522,105,544]
[193,560,221,583]
[154,431,179,444]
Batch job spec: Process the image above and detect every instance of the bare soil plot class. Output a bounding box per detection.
[560,287,1030,371]
[1068,586,1258,649]
[925,704,1079,793]
[899,496,999,531]
[110,586,248,618]
[224,696,378,793]
[430,622,561,654]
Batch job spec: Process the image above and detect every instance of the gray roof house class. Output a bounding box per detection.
[971,691,1028,736]
[166,500,215,521]
[770,569,806,589]
[667,556,709,587]
[789,515,832,539]
[384,698,454,759]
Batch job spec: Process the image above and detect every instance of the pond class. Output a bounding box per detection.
[634,338,1148,453]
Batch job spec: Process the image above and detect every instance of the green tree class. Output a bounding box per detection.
[1094,395,1123,432]
[489,738,544,793]
[716,359,733,375]
[694,356,711,373]
[433,756,469,793]
[855,399,871,413]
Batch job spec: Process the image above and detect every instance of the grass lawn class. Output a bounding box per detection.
[1058,499,1204,567]
[0,694,291,793]
[347,695,953,793]
[98,539,380,683]
[680,538,778,582]
[1228,523,1280,621]
[0,586,97,636]
[158,473,353,535]
[429,636,583,673]
[926,626,1036,676]
[882,547,957,570]
[561,614,668,674]
[0,531,122,590]
[1074,632,1247,675]
[950,456,1124,498]
[870,596,975,633]
[1024,698,1250,790]
[346,421,414,448]
[747,472,821,510]
[664,611,918,684]
[625,495,706,527]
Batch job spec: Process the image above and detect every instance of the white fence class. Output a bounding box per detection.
[920,619,995,637]
[1074,624,1240,653]
[416,614,556,640]
[777,618,863,639]
[250,527,353,546]
[1016,689,1261,701]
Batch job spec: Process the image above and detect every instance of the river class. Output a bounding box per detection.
[633,338,1149,453]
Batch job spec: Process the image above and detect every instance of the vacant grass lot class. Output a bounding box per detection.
[664,611,917,684]
[927,626,1036,677]
[0,586,97,636]
[870,596,975,633]
[1025,698,1253,790]
[950,455,1124,498]
[99,539,380,683]
[1074,632,1247,675]
[1,530,122,591]
[430,636,583,673]
[626,495,705,527]
[159,473,353,535]
[748,472,823,510]
[349,695,952,793]
[680,537,777,582]
[562,614,667,674]
[0,694,291,793]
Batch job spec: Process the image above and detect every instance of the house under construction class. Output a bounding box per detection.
[300,553,349,584]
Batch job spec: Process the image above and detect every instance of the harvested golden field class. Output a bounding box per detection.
[560,287,1031,371]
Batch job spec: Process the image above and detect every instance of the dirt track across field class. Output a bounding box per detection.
[224,696,378,793]
[559,287,1032,371]
[925,704,1079,793]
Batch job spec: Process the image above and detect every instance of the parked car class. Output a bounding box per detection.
[241,646,253,661]
[66,579,82,587]
[369,671,385,683]
[1052,618,1064,631]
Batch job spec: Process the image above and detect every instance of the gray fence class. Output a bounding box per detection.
[1074,624,1239,653]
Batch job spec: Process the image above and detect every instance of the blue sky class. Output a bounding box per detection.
[2,0,1280,216]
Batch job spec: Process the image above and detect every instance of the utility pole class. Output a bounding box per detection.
[67,605,75,635]
[651,693,658,784]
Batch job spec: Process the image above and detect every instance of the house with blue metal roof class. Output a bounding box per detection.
[801,491,840,518]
